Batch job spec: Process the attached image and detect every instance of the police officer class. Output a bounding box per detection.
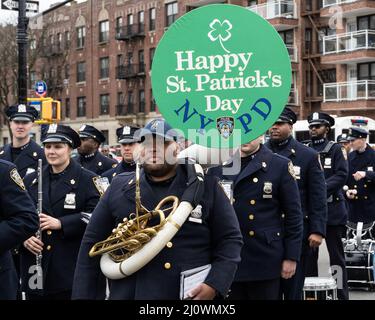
[0,104,45,177]
[0,160,39,299]
[306,112,349,300]
[210,136,303,300]
[72,118,243,300]
[345,127,375,223]
[337,133,351,156]
[76,124,117,175]
[102,125,140,182]
[265,107,327,300]
[21,124,102,300]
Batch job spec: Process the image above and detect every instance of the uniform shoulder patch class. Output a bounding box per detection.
[341,146,348,161]
[288,161,297,180]
[10,168,25,190]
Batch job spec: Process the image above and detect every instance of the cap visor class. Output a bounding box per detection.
[119,138,138,144]
[12,116,33,122]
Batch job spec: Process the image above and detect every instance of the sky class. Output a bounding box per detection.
[0,0,67,23]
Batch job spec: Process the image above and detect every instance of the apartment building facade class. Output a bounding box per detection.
[1,0,374,145]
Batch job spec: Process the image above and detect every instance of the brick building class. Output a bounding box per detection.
[1,0,374,145]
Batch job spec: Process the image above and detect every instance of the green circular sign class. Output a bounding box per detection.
[151,4,291,148]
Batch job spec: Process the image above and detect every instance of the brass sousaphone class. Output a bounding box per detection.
[89,163,204,279]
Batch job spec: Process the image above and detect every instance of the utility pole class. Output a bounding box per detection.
[17,0,28,105]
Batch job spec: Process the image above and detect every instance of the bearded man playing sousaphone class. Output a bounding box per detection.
[72,118,243,300]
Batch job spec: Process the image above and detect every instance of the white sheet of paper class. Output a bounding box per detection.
[180,264,211,300]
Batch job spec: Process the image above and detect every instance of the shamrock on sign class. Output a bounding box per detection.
[208,19,232,53]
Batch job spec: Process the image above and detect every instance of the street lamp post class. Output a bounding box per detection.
[17,0,28,105]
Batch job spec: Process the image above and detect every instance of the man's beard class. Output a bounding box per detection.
[143,162,177,178]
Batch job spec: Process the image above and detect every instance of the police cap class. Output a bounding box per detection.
[348,127,368,140]
[275,107,297,125]
[137,118,178,142]
[6,104,39,122]
[42,124,81,149]
[116,125,141,144]
[307,112,335,127]
[78,124,106,144]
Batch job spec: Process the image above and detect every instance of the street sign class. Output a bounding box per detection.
[35,80,47,97]
[1,0,39,13]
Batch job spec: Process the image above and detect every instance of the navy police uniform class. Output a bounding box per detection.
[265,108,327,300]
[305,112,349,300]
[20,125,102,299]
[76,124,117,175]
[0,160,39,299]
[0,105,45,178]
[102,125,139,182]
[72,119,243,300]
[210,144,303,300]
[346,127,375,223]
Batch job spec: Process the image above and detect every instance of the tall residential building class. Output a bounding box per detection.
[1,0,374,145]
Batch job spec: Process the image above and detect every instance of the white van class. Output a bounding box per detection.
[293,116,375,146]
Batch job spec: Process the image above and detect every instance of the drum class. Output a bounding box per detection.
[344,239,375,289]
[303,277,338,300]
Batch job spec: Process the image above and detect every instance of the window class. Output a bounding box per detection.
[77,96,86,117]
[99,20,109,43]
[150,48,155,68]
[149,8,156,31]
[318,69,336,96]
[127,91,133,113]
[357,14,375,30]
[117,54,124,66]
[99,57,109,79]
[57,33,62,50]
[127,52,133,64]
[318,27,336,53]
[305,28,312,54]
[127,14,133,34]
[279,30,293,45]
[65,64,70,79]
[306,71,312,97]
[166,2,178,27]
[139,90,145,113]
[65,31,70,49]
[77,61,86,82]
[358,62,375,80]
[138,11,145,33]
[30,38,36,50]
[150,90,156,112]
[138,50,144,73]
[305,0,312,11]
[76,26,85,48]
[116,17,123,29]
[117,92,125,104]
[248,0,257,6]
[65,98,70,118]
[100,94,110,115]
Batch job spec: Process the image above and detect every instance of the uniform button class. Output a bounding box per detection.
[166,242,173,248]
[164,262,171,270]
[47,245,51,251]
[281,214,285,219]
[336,198,339,201]
[249,231,255,236]
[277,232,280,236]
[47,230,52,235]
[253,178,258,183]
[250,200,256,205]
[354,185,357,188]
[364,184,367,188]
[355,196,358,200]
[305,215,308,219]
[364,196,368,200]
[249,214,254,220]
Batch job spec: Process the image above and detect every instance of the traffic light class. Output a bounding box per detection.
[27,97,61,124]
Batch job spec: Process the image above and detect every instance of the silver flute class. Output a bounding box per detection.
[35,159,43,277]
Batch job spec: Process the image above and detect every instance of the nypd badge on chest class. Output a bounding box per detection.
[263,181,272,198]
[324,158,332,169]
[293,166,301,180]
[189,204,203,224]
[64,193,76,209]
[219,180,233,204]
